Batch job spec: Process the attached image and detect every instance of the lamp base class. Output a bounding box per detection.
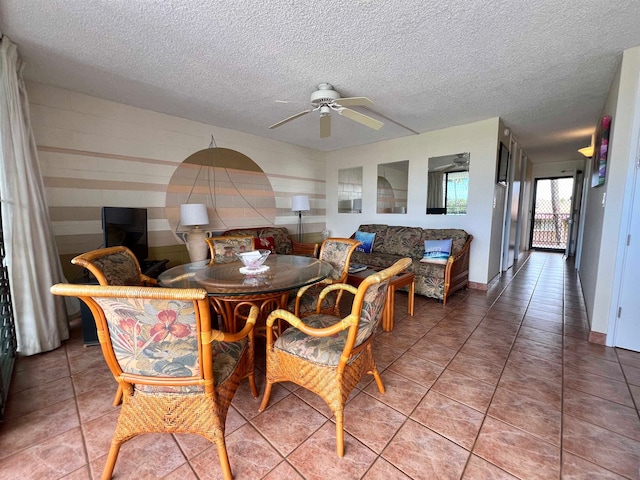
[296,211,303,242]
[184,227,210,262]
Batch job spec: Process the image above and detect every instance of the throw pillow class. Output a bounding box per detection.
[355,230,376,254]
[254,236,276,253]
[420,239,452,264]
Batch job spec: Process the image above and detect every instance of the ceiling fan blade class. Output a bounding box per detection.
[269,109,312,129]
[320,114,331,138]
[334,96,374,107]
[340,108,384,130]
[433,164,453,172]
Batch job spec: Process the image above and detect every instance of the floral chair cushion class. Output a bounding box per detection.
[289,283,338,315]
[212,338,248,386]
[95,296,246,393]
[212,238,254,263]
[276,278,390,366]
[320,240,356,281]
[92,251,142,286]
[356,278,390,343]
[287,239,357,315]
[274,314,356,366]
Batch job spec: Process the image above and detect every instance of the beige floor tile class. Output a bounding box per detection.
[5,252,640,479]
[474,417,560,480]
[382,419,469,480]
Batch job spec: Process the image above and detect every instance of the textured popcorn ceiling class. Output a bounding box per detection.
[2,0,640,162]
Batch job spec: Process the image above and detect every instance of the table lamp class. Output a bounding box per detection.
[180,203,210,262]
[291,195,310,242]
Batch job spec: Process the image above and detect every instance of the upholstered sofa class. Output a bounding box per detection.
[219,226,319,257]
[350,224,473,304]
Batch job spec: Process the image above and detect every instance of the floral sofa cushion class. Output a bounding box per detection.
[222,228,260,238]
[349,225,471,302]
[381,226,426,258]
[350,251,401,269]
[96,296,246,394]
[259,227,293,255]
[221,227,293,255]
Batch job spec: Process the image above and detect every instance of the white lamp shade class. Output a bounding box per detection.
[291,195,310,212]
[180,203,209,226]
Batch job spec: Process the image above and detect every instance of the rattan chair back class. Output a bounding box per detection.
[205,236,256,264]
[71,245,155,286]
[50,283,257,480]
[291,237,361,317]
[261,257,412,457]
[319,237,362,282]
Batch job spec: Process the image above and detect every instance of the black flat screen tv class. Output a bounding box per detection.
[102,207,148,263]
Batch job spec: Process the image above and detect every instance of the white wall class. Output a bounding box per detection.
[325,118,501,285]
[579,46,640,335]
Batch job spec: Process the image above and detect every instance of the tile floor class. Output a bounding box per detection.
[1,251,640,479]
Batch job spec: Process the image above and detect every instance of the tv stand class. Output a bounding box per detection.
[141,259,169,279]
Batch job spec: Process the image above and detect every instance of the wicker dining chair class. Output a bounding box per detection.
[288,237,361,318]
[72,245,157,287]
[50,283,257,480]
[203,235,260,395]
[260,257,412,457]
[205,236,255,264]
[71,246,158,406]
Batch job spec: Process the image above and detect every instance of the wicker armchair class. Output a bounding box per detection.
[72,246,157,287]
[288,238,361,318]
[50,283,257,480]
[203,235,259,395]
[72,246,158,406]
[259,257,412,456]
[205,236,255,264]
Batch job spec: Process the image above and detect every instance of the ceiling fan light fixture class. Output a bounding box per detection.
[269,82,384,137]
[310,83,340,106]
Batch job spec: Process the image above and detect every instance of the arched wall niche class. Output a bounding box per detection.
[166,148,276,238]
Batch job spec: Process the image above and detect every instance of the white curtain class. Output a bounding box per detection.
[427,171,444,209]
[0,36,69,355]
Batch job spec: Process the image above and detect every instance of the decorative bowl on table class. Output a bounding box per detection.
[236,250,271,274]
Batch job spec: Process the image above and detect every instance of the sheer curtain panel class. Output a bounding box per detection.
[0,36,69,355]
[427,171,445,209]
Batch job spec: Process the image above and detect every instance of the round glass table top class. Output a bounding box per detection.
[157,255,332,296]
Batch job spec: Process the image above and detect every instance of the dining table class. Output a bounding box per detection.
[157,254,333,332]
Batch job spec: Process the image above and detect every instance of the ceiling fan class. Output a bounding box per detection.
[432,153,470,172]
[269,83,384,138]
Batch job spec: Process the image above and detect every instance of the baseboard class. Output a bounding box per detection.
[588,331,607,345]
[467,281,488,291]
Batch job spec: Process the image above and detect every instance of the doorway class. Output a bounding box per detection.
[530,177,574,251]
